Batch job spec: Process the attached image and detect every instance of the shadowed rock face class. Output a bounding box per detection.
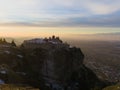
[23,43,103,90]
[26,46,84,83]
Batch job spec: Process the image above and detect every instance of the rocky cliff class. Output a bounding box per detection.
[0,37,105,90]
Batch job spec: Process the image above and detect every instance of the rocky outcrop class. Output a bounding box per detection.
[0,37,105,90]
[24,46,84,86]
[21,38,104,90]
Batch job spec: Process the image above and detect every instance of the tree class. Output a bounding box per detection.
[11,40,16,47]
[3,38,7,43]
[52,35,55,39]
[0,38,2,42]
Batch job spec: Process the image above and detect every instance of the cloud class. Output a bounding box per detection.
[0,0,120,27]
[43,0,120,15]
[87,1,119,15]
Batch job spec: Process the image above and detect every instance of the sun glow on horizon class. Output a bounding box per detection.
[0,25,120,39]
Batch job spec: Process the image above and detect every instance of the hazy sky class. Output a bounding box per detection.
[0,0,120,37]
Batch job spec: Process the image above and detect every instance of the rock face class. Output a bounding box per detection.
[0,37,105,90]
[24,45,84,87]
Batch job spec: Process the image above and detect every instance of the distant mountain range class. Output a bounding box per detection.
[94,32,120,35]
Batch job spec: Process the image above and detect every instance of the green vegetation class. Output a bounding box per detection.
[0,84,40,90]
[103,83,120,90]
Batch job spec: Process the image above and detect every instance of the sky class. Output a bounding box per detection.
[0,0,120,38]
